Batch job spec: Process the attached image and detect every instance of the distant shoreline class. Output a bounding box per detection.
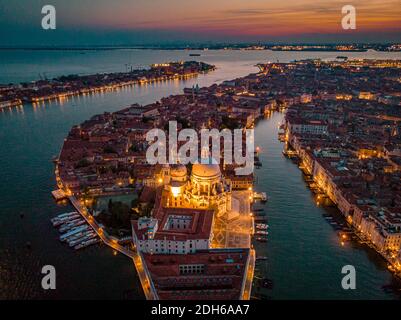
[0,61,215,109]
[0,44,399,52]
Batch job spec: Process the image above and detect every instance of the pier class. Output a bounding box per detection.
[68,196,158,300]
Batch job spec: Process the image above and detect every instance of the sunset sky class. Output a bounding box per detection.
[1,0,400,45]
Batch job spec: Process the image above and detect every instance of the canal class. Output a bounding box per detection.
[253,111,400,299]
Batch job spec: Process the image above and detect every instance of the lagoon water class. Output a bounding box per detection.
[1,49,401,299]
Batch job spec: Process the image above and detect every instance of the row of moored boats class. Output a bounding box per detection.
[51,211,100,250]
[255,223,269,242]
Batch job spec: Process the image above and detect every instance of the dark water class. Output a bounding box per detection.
[1,49,401,299]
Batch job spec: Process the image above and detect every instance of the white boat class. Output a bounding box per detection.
[253,192,268,202]
[59,219,85,233]
[52,214,80,226]
[74,238,100,250]
[68,232,97,247]
[256,230,268,236]
[53,211,77,220]
[66,229,93,242]
[59,225,90,241]
[51,212,78,222]
[256,223,268,227]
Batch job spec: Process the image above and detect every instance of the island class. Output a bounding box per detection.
[53,58,401,300]
[0,61,215,109]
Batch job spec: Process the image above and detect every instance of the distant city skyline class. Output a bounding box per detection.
[0,0,400,46]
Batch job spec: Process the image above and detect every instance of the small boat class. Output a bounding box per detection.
[59,219,86,233]
[256,230,268,236]
[256,237,268,242]
[256,224,268,230]
[74,238,100,250]
[68,232,97,247]
[258,278,274,289]
[253,192,268,202]
[60,225,90,242]
[66,230,93,243]
[51,214,80,226]
[255,161,263,167]
[53,211,78,219]
[256,227,268,231]
[256,256,268,261]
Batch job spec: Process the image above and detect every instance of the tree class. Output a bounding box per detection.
[103,145,117,154]
[75,158,90,168]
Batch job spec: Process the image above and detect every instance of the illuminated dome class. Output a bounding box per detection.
[192,157,221,179]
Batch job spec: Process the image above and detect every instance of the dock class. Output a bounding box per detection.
[51,189,68,201]
[68,196,158,300]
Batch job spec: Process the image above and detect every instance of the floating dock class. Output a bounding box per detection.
[51,189,68,201]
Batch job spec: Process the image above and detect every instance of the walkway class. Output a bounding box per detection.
[69,196,157,300]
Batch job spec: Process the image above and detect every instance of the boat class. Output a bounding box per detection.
[59,219,86,233]
[256,256,268,261]
[256,237,268,242]
[256,224,268,230]
[256,222,268,227]
[66,230,93,243]
[74,238,100,250]
[52,216,80,227]
[258,278,274,289]
[53,211,78,219]
[51,212,78,223]
[51,214,80,226]
[68,232,97,247]
[253,192,268,202]
[59,225,90,242]
[256,230,268,236]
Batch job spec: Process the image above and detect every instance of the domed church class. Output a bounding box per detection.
[164,156,232,218]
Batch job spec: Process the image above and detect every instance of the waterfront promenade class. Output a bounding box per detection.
[69,196,158,300]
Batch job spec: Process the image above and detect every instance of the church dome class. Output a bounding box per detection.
[192,157,221,179]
